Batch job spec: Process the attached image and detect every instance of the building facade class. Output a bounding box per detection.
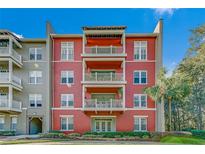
[0,31,50,134]
[0,20,164,134]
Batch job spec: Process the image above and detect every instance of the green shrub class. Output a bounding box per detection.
[82,134,103,138]
[191,130,205,139]
[83,131,150,138]
[66,133,81,139]
[0,131,15,136]
[40,132,66,138]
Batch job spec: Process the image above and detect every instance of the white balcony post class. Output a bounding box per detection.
[96,45,98,54]
[95,72,97,81]
[82,33,85,54]
[95,99,97,109]
[8,85,13,108]
[82,85,85,108]
[123,60,125,81]
[111,45,112,54]
[9,37,12,55]
[8,59,12,82]
[110,99,112,109]
[122,32,126,53]
[83,60,85,82]
[110,72,112,81]
[123,85,125,108]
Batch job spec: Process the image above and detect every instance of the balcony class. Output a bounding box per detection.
[83,99,124,111]
[0,47,22,66]
[0,72,22,89]
[83,72,125,84]
[82,46,126,57]
[0,99,22,113]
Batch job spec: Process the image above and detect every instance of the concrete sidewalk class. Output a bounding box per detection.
[0,134,40,141]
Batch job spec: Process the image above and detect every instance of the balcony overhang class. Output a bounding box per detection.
[85,60,123,69]
[82,110,125,115]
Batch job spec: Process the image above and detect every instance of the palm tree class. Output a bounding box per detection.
[144,68,167,131]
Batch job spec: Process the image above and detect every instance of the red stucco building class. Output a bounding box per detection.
[50,20,164,133]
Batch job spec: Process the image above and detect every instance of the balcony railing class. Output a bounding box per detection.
[0,72,22,87]
[0,47,22,64]
[85,72,124,82]
[0,99,22,112]
[84,46,124,55]
[83,99,124,110]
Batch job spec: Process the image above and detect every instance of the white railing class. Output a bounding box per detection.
[0,99,22,112]
[85,72,124,82]
[0,47,22,64]
[84,99,123,109]
[0,72,22,87]
[12,100,22,111]
[84,46,123,55]
[12,49,22,63]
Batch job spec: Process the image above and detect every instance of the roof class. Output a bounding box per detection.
[0,30,22,40]
[82,26,127,31]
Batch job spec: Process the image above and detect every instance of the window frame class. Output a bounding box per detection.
[29,47,43,61]
[29,94,43,108]
[133,94,147,108]
[60,42,74,61]
[133,70,148,85]
[134,116,148,132]
[61,94,74,107]
[60,71,74,84]
[11,116,17,131]
[60,115,74,131]
[134,41,147,60]
[29,71,43,84]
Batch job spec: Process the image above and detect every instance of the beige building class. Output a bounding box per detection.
[0,30,51,134]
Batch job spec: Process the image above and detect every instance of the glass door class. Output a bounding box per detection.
[94,119,113,132]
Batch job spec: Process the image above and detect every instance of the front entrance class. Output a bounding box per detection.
[93,118,115,132]
[29,117,42,134]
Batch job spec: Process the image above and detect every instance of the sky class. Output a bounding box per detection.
[0,8,205,75]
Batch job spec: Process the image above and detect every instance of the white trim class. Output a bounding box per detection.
[9,115,18,117]
[133,70,148,85]
[60,115,74,118]
[134,115,148,118]
[51,107,156,111]
[134,41,147,61]
[90,115,116,118]
[133,94,147,108]
[60,41,74,61]
[52,60,82,63]
[126,60,156,63]
[29,47,43,61]
[134,116,148,131]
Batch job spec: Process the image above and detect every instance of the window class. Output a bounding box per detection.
[29,94,42,107]
[61,42,74,60]
[133,71,147,84]
[29,48,42,61]
[11,117,17,130]
[134,94,147,108]
[61,71,74,84]
[134,117,147,131]
[29,71,42,84]
[0,117,4,130]
[134,41,147,60]
[61,94,74,107]
[60,116,74,131]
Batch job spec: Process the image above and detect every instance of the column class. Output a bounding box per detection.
[9,59,13,82]
[9,37,13,54]
[8,85,13,108]
[123,85,125,108]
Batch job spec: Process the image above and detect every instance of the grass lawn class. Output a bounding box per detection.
[160,136,205,145]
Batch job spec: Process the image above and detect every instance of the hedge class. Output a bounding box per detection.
[191,130,205,139]
[0,131,16,136]
[83,131,151,138]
